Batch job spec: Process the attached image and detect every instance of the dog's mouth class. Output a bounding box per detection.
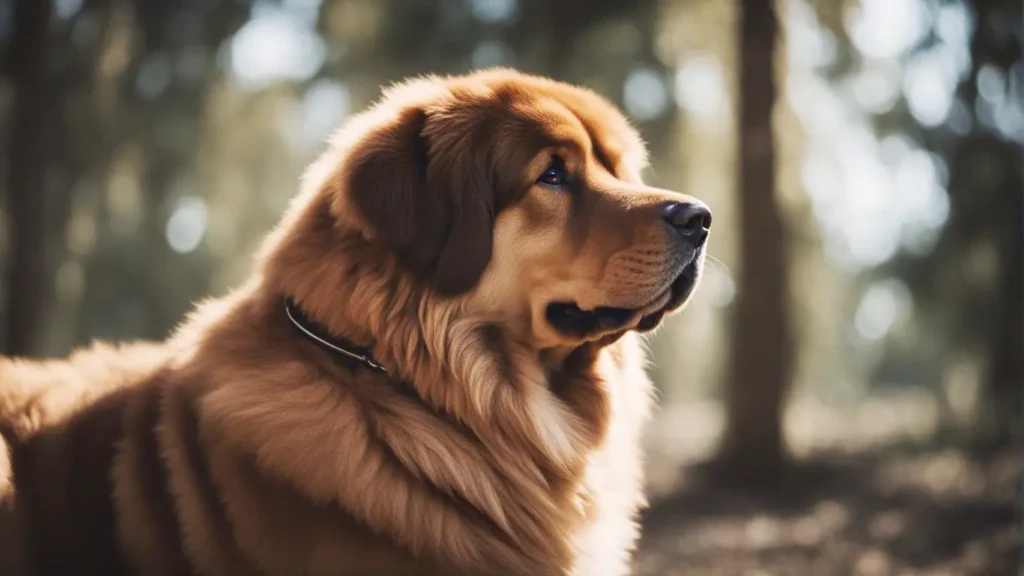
[546,259,701,339]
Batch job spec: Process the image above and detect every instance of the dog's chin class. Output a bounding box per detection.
[545,259,702,341]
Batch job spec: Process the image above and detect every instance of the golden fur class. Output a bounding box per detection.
[0,69,709,575]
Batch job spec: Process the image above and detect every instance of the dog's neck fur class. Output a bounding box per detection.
[181,190,618,572]
[261,191,611,455]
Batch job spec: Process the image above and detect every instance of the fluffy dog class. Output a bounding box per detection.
[0,68,711,576]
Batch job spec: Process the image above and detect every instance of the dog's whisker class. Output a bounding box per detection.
[705,254,733,281]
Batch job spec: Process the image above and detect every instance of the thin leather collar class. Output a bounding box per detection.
[283,298,387,374]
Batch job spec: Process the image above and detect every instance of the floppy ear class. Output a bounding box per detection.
[343,105,495,295]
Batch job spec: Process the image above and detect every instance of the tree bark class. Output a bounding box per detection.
[720,0,791,478]
[990,175,1023,443]
[3,0,53,356]
[978,0,1023,445]
[942,0,1023,445]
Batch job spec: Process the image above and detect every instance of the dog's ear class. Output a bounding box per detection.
[343,105,495,295]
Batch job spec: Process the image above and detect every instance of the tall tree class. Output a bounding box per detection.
[719,0,791,478]
[3,0,53,356]
[881,0,1022,443]
[946,0,1022,443]
[802,0,1021,444]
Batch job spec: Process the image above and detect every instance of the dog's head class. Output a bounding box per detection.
[322,69,710,349]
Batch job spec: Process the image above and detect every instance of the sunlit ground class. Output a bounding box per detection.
[637,402,1020,575]
[636,447,1018,574]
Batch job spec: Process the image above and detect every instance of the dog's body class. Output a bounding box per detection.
[0,69,710,575]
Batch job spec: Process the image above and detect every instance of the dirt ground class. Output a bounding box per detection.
[634,445,1021,576]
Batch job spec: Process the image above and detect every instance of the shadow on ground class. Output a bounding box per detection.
[634,442,1021,575]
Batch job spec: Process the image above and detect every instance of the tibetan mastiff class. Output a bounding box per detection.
[0,68,711,576]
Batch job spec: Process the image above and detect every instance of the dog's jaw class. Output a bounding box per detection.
[544,252,705,342]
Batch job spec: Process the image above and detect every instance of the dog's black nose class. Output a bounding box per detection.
[662,201,712,246]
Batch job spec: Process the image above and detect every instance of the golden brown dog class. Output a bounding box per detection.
[0,68,710,576]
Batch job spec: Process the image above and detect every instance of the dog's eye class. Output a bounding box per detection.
[537,159,569,187]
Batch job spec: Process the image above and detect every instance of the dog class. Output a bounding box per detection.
[0,68,710,576]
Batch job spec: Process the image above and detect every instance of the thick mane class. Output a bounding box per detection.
[166,165,614,572]
[1,69,660,576]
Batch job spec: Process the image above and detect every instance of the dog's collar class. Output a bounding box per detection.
[283,298,387,374]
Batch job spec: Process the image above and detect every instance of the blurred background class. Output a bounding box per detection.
[0,0,1020,573]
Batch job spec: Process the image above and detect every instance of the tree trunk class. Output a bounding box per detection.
[951,0,1023,446]
[3,0,53,356]
[980,0,1023,446]
[990,182,1023,443]
[719,0,791,479]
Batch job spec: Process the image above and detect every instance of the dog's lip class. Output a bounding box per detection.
[610,258,698,312]
[546,257,701,337]
[635,261,698,330]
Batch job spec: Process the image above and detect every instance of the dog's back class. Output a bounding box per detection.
[0,342,169,576]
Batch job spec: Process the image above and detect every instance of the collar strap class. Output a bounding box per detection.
[284,298,387,374]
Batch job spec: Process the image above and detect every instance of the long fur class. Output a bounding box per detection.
[0,69,699,576]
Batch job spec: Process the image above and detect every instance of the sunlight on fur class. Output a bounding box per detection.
[0,68,710,576]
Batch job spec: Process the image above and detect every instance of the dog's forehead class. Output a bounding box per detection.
[469,74,637,174]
